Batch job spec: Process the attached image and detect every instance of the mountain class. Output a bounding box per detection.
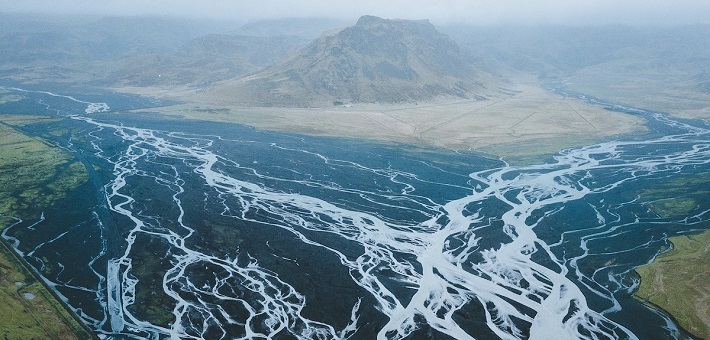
[444,25,710,116]
[0,14,240,64]
[230,17,349,40]
[204,15,503,107]
[106,34,305,87]
[0,14,308,87]
[0,14,247,84]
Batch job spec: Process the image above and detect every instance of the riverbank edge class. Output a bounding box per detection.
[634,230,710,339]
[0,118,98,339]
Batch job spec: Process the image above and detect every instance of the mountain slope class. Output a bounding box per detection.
[107,34,305,87]
[230,17,348,40]
[205,15,503,107]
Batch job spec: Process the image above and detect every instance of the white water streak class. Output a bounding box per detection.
[4,87,109,113]
[3,86,709,339]
[72,111,709,339]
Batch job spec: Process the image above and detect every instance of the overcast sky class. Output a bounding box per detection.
[2,0,709,25]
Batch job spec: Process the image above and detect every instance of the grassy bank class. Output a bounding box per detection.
[0,115,94,339]
[635,174,710,339]
[635,231,710,339]
[0,230,94,339]
[0,121,86,216]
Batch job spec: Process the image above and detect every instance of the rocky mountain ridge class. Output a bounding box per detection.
[204,15,503,106]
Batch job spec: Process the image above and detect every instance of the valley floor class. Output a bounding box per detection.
[126,78,647,163]
[119,79,710,338]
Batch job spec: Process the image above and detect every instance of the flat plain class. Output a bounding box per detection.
[130,78,646,163]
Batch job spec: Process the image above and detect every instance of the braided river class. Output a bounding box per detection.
[1,86,709,339]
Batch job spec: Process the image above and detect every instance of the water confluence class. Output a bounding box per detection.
[1,86,708,339]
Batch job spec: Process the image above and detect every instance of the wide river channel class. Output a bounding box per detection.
[1,86,709,339]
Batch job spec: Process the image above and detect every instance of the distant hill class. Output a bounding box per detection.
[107,34,305,87]
[230,17,349,40]
[0,14,239,64]
[3,13,705,117]
[204,15,504,107]
[444,25,710,116]
[0,14,246,84]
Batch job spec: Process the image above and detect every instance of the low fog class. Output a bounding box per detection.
[2,0,710,25]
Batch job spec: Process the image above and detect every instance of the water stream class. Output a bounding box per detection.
[2,87,708,339]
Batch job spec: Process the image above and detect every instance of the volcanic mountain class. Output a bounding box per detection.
[204,15,503,107]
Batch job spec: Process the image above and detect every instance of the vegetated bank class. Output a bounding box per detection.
[0,114,96,340]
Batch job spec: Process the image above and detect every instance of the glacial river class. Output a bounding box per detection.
[1,86,709,339]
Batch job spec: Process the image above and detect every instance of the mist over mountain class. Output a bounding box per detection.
[0,13,708,114]
[205,15,504,106]
[0,14,246,84]
[107,34,306,87]
[443,24,710,113]
[0,14,240,62]
[230,17,349,40]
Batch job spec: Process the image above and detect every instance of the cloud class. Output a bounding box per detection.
[1,0,709,25]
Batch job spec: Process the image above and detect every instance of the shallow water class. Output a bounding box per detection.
[1,86,708,339]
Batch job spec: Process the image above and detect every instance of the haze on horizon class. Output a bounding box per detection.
[1,0,710,26]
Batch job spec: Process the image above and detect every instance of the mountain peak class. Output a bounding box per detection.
[355,15,384,26]
[206,16,502,107]
[355,15,431,28]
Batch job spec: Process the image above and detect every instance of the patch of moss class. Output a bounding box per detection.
[0,236,94,339]
[0,123,88,218]
[648,198,697,219]
[0,120,94,339]
[0,94,23,104]
[125,236,176,327]
[633,173,710,338]
[639,173,710,218]
[0,114,60,126]
[635,231,710,339]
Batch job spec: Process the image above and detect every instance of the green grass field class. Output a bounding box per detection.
[0,115,94,339]
[635,174,710,339]
[635,231,710,339]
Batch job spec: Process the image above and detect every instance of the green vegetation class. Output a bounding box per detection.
[647,198,697,219]
[639,174,710,219]
[0,94,23,105]
[0,115,94,339]
[635,231,710,339]
[0,114,61,127]
[125,237,176,327]
[0,234,93,339]
[634,174,710,339]
[0,119,87,217]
